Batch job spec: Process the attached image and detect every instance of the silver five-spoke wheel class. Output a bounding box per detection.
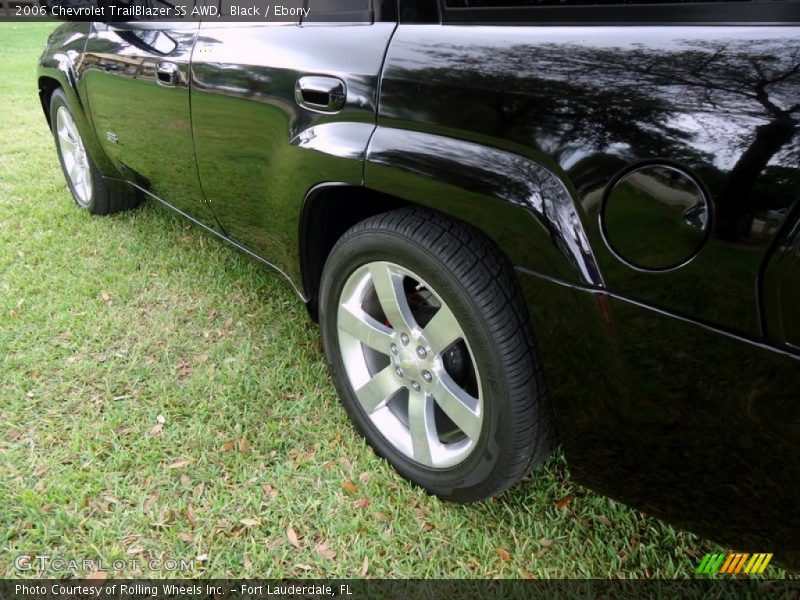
[55,106,92,207]
[337,261,483,469]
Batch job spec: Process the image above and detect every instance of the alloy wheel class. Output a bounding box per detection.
[336,261,483,469]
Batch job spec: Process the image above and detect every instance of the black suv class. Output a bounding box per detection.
[38,0,800,564]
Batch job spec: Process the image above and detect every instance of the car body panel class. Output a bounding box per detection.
[191,21,396,279]
[516,267,800,565]
[80,23,221,228]
[37,22,127,187]
[374,19,800,559]
[364,126,603,287]
[376,24,800,337]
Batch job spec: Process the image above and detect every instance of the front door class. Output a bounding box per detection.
[190,6,395,273]
[82,22,218,229]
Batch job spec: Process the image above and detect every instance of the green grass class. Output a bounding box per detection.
[0,23,785,579]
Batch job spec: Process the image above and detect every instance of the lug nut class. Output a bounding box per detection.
[416,346,427,359]
[400,333,409,346]
[422,370,432,383]
[390,344,398,355]
[395,367,404,379]
[410,381,420,392]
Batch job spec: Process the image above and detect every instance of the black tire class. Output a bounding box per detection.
[49,88,140,215]
[319,207,554,503]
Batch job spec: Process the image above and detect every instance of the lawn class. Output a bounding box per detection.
[0,23,775,579]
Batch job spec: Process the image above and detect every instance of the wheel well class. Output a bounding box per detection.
[300,185,409,320]
[38,76,61,128]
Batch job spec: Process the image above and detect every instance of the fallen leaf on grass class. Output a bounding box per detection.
[148,423,163,437]
[295,564,313,571]
[85,571,107,580]
[555,495,574,510]
[178,532,195,543]
[497,548,512,562]
[422,522,435,533]
[213,519,231,534]
[220,441,235,452]
[157,414,166,424]
[354,498,370,509]
[596,515,612,527]
[240,518,261,528]
[58,332,72,340]
[342,480,358,494]
[359,472,370,484]
[262,484,278,499]
[100,291,112,302]
[167,458,191,470]
[267,537,286,550]
[287,526,301,548]
[186,506,197,528]
[126,545,144,555]
[315,542,336,560]
[238,438,249,453]
[359,556,369,576]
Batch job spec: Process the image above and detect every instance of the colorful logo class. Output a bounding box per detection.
[696,553,773,575]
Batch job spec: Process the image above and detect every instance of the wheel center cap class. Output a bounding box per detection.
[396,347,421,378]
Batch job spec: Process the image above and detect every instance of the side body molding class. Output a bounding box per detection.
[364,126,603,287]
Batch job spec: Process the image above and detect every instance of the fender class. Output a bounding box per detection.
[37,23,122,185]
[364,126,604,287]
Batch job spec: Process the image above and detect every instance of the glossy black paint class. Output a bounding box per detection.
[376,24,800,335]
[37,4,800,565]
[190,21,395,282]
[81,22,222,229]
[601,164,711,271]
[374,20,799,562]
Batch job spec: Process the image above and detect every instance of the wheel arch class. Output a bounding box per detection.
[299,183,410,320]
[364,126,605,288]
[298,172,593,325]
[38,25,124,184]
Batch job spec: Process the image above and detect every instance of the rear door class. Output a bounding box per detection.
[83,21,218,229]
[190,1,396,274]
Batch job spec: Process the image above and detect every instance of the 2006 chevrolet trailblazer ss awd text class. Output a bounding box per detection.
[38,0,800,565]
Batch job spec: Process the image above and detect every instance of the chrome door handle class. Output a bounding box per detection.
[155,62,180,87]
[295,75,346,113]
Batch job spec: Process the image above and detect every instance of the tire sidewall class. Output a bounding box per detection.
[321,228,521,501]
